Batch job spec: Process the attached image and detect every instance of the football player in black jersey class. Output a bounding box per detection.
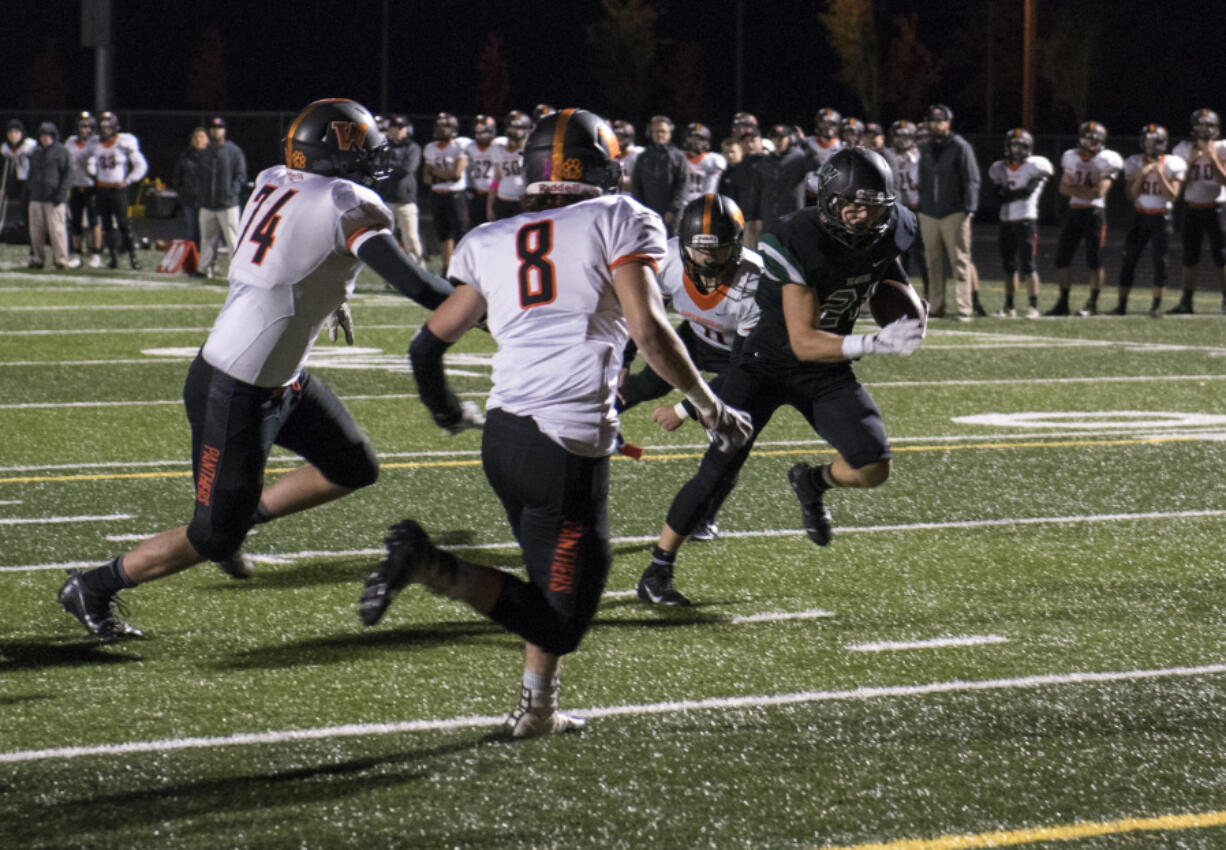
[638,147,926,605]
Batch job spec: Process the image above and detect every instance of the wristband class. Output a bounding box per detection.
[672,401,691,421]
[683,380,719,420]
[841,333,875,359]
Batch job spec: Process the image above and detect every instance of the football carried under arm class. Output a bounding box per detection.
[613,261,752,452]
[842,278,926,359]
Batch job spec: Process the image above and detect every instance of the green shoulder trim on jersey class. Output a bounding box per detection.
[758,232,804,286]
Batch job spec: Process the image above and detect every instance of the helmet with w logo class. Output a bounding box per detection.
[284,98,390,185]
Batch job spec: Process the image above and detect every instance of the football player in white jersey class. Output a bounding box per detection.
[611,119,643,192]
[1170,109,1226,313]
[1112,125,1186,316]
[681,123,727,206]
[988,129,1053,318]
[465,114,498,229]
[488,110,530,220]
[358,109,752,738]
[882,120,926,291]
[423,112,469,270]
[58,99,455,639]
[1046,121,1124,316]
[617,193,762,543]
[64,111,104,267]
[87,111,147,269]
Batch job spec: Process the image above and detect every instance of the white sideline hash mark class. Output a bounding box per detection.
[0,513,133,526]
[846,634,1009,652]
[4,663,1225,765]
[5,509,1226,572]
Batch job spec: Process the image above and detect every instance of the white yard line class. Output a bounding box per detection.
[0,513,133,526]
[5,509,1224,572]
[4,662,1224,764]
[846,635,1010,652]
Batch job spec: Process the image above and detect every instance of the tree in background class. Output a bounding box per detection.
[186,28,226,111]
[818,0,879,119]
[477,33,510,118]
[26,38,68,108]
[879,14,942,123]
[587,0,662,122]
[1036,2,1097,128]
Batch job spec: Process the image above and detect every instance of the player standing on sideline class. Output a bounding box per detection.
[64,112,104,267]
[87,111,146,270]
[681,123,727,206]
[465,114,498,229]
[488,111,530,220]
[358,109,752,737]
[58,99,455,639]
[618,193,762,541]
[1045,121,1123,316]
[1170,109,1226,314]
[988,129,1053,318]
[638,148,925,605]
[422,112,469,271]
[881,120,927,296]
[1112,125,1186,317]
[611,119,644,192]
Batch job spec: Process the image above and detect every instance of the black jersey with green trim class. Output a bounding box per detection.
[744,204,916,369]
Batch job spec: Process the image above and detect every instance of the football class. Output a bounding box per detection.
[868,279,928,328]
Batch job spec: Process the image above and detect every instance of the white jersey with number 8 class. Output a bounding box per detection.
[202,165,393,387]
[449,194,667,457]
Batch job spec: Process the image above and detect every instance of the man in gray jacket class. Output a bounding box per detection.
[195,116,248,278]
[630,115,689,234]
[26,122,74,269]
[917,104,980,321]
[378,115,423,261]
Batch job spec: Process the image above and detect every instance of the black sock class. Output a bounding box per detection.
[650,545,677,567]
[1088,290,1100,307]
[1028,294,1038,308]
[972,291,984,309]
[79,556,136,596]
[813,463,836,492]
[1057,288,1070,306]
[1151,296,1162,311]
[1004,295,1015,310]
[1182,289,1195,305]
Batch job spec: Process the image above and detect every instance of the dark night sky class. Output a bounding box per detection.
[4,0,1226,136]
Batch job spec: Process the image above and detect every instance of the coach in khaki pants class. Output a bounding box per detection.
[917,104,980,321]
[26,122,75,269]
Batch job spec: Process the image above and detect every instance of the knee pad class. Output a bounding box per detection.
[186,514,248,563]
[316,439,379,489]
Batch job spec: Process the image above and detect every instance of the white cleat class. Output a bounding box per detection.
[1026,306,1040,319]
[502,685,587,738]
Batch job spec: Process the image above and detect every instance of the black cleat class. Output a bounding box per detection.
[1077,300,1098,317]
[129,255,141,270]
[972,302,988,317]
[1165,301,1193,315]
[1109,303,1127,315]
[636,561,691,606]
[788,463,833,547]
[1043,303,1070,316]
[359,520,457,626]
[58,572,142,638]
[214,551,253,579]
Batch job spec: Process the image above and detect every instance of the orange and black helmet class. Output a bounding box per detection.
[678,193,745,294]
[523,108,622,198]
[283,98,389,185]
[1191,108,1220,140]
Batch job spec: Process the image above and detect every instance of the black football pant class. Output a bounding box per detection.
[1119,212,1172,289]
[94,186,136,257]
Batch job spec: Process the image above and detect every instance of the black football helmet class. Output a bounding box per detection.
[677,193,745,295]
[522,108,622,200]
[685,122,712,155]
[76,111,96,138]
[1078,121,1107,155]
[531,103,555,125]
[284,98,390,185]
[1192,109,1220,141]
[840,117,864,147]
[815,147,896,249]
[98,111,119,139]
[433,112,458,142]
[889,120,916,152]
[504,110,531,141]
[611,119,636,149]
[473,114,497,143]
[815,108,841,139]
[1140,123,1168,158]
[1005,128,1033,163]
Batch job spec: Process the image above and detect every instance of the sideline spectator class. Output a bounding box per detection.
[630,115,688,234]
[172,127,209,250]
[26,122,74,269]
[380,115,424,261]
[196,116,248,279]
[2,119,36,243]
[917,103,980,321]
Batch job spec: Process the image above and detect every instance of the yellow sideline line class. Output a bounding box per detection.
[0,435,1206,485]
[818,809,1226,849]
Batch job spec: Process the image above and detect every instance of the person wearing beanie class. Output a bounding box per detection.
[25,121,75,269]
